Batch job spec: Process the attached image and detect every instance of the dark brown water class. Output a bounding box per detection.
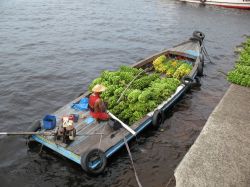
[0,0,250,186]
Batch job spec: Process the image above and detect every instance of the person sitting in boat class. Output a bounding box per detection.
[88,84,109,121]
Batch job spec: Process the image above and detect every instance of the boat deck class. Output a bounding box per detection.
[33,94,150,162]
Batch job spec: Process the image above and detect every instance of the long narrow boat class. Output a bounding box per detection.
[179,0,250,9]
[29,31,205,174]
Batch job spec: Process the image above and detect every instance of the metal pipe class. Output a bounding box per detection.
[0,132,53,136]
[107,111,136,135]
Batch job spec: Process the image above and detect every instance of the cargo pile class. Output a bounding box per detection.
[152,55,192,79]
[88,55,193,125]
[228,38,250,87]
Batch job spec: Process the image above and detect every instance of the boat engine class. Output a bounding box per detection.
[56,116,77,144]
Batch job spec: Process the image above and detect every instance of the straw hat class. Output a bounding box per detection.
[92,84,106,93]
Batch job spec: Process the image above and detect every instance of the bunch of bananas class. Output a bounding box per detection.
[152,55,167,73]
[173,64,192,79]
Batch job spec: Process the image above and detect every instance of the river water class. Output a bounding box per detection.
[0,0,250,186]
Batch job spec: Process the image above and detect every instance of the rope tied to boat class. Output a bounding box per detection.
[96,112,142,187]
[201,41,213,64]
[124,136,143,187]
[97,122,107,152]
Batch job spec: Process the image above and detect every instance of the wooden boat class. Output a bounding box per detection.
[179,0,250,9]
[28,31,205,174]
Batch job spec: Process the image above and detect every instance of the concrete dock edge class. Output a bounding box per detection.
[174,84,250,187]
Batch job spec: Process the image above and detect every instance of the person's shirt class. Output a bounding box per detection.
[89,93,100,110]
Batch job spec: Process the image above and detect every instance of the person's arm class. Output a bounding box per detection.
[94,98,101,112]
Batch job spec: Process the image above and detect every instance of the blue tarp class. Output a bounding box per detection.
[72,97,89,111]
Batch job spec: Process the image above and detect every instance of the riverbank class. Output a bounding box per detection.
[174,84,250,186]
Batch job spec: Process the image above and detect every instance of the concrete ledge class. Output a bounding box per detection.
[174,84,250,187]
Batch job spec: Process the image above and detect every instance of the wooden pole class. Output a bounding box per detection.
[0,132,53,136]
[0,132,104,136]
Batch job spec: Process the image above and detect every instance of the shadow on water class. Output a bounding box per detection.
[0,0,250,186]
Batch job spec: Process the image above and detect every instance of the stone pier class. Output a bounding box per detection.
[174,84,250,187]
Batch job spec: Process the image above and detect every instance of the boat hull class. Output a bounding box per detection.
[180,0,250,9]
[30,34,203,173]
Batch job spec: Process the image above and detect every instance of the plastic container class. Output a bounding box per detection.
[43,115,56,130]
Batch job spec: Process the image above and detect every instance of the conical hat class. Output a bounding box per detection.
[92,84,106,92]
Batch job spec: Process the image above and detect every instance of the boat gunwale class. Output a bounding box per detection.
[179,0,250,9]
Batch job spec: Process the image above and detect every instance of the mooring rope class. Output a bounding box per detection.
[201,41,213,64]
[165,175,175,187]
[38,144,44,154]
[96,122,142,187]
[123,136,143,187]
[97,123,106,152]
